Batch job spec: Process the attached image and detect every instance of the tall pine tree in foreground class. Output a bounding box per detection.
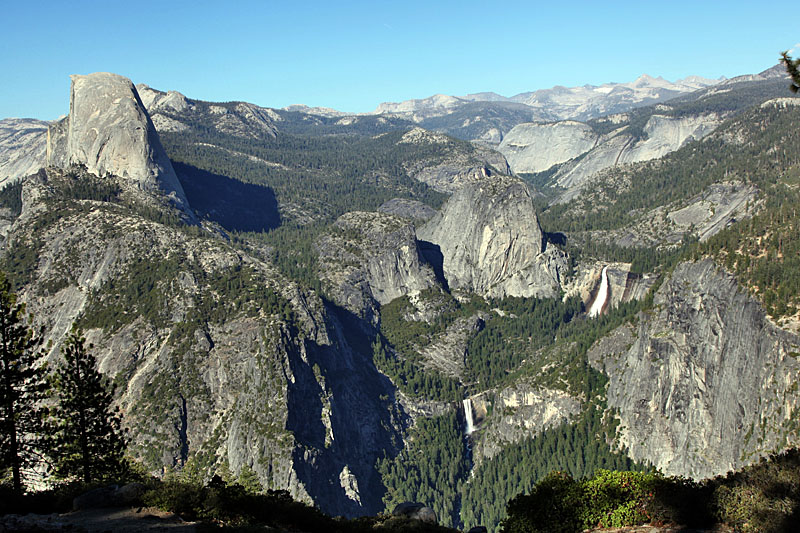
[47,328,128,483]
[0,273,46,494]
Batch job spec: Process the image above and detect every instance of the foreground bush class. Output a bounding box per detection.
[503,449,800,533]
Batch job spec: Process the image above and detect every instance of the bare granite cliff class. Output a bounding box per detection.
[0,118,48,186]
[562,261,658,313]
[417,169,566,298]
[498,121,598,174]
[590,260,800,479]
[46,72,193,217]
[474,382,581,462]
[315,211,439,322]
[497,112,722,201]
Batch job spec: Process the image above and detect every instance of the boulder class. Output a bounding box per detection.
[114,482,147,505]
[392,502,438,524]
[72,484,119,510]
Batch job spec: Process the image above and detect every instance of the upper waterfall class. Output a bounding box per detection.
[588,265,609,318]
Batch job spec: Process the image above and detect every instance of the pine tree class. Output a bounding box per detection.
[47,328,128,483]
[0,273,46,494]
[781,51,800,93]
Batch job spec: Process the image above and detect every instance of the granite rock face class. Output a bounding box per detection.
[498,121,597,174]
[497,112,722,201]
[592,260,800,479]
[562,261,658,313]
[552,113,722,199]
[476,383,581,461]
[399,128,510,193]
[315,211,439,322]
[46,73,192,217]
[377,198,437,223]
[0,118,48,186]
[418,169,566,298]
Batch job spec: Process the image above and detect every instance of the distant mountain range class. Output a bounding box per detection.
[371,73,723,124]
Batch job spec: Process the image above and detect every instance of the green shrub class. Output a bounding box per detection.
[580,470,657,528]
[502,471,583,533]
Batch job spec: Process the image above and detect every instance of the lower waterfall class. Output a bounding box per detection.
[463,398,475,435]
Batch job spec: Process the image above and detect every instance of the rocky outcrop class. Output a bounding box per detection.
[375,94,466,120]
[418,169,566,298]
[666,181,758,242]
[392,502,438,524]
[0,118,48,186]
[562,261,658,313]
[377,198,437,223]
[315,211,439,322]
[575,181,759,249]
[46,73,193,217]
[498,112,722,198]
[399,128,510,193]
[498,121,598,174]
[591,260,800,479]
[474,383,582,461]
[418,313,487,379]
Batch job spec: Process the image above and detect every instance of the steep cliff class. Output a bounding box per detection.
[590,260,800,479]
[7,164,403,518]
[474,383,581,461]
[552,113,722,198]
[498,112,722,197]
[562,261,658,313]
[46,73,193,218]
[417,169,566,298]
[315,211,439,322]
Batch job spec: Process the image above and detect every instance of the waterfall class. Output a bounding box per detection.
[588,265,609,318]
[463,398,475,435]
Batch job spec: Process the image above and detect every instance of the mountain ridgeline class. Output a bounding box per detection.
[0,65,799,532]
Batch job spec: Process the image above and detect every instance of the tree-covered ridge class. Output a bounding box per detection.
[0,166,309,477]
[540,98,800,233]
[695,177,800,319]
[160,125,478,226]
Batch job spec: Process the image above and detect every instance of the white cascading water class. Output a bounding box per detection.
[588,265,609,318]
[463,398,475,435]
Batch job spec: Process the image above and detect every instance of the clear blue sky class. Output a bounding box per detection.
[2,0,798,120]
